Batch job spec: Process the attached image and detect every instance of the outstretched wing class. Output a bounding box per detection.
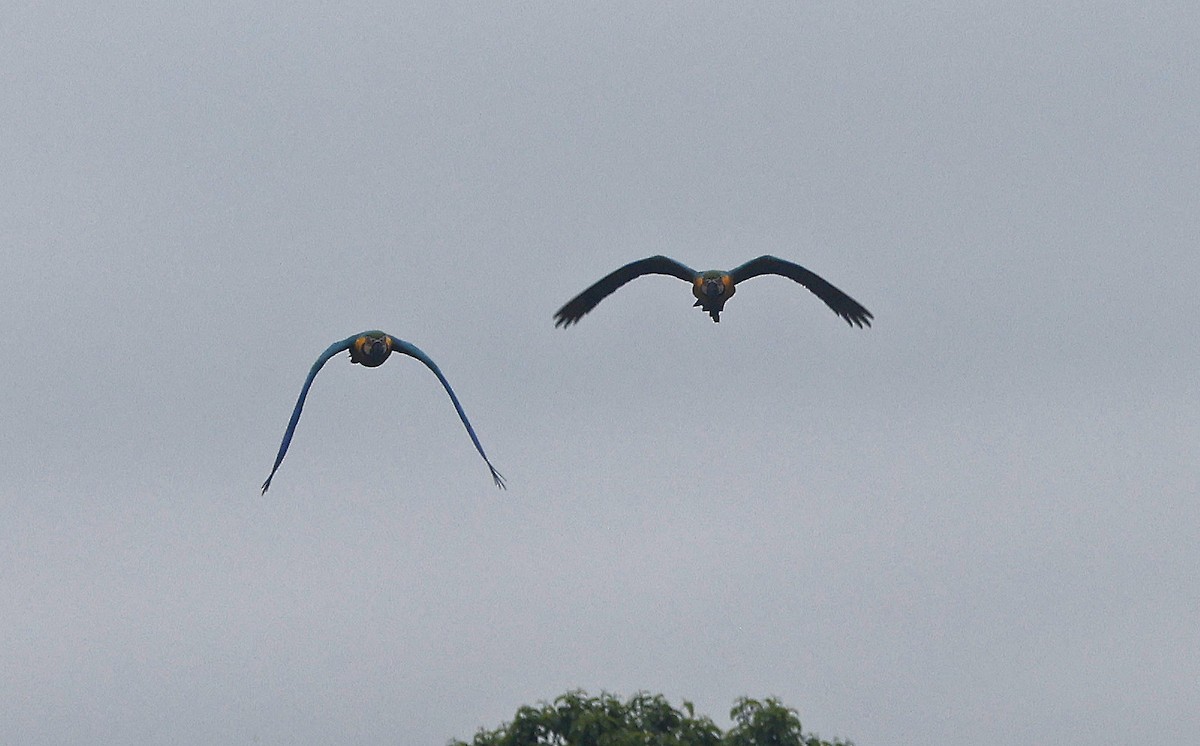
[729,255,873,328]
[554,255,697,327]
[261,335,357,494]
[388,336,506,489]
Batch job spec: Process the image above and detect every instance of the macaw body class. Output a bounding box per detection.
[692,270,736,322]
[261,331,504,494]
[348,333,392,367]
[554,255,873,327]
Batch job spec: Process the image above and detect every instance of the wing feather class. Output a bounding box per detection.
[729,255,873,327]
[554,255,697,327]
[388,337,506,489]
[261,335,356,494]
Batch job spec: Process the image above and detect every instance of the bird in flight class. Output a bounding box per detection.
[554,255,873,327]
[261,331,505,494]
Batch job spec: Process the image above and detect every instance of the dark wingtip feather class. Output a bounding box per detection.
[849,307,874,328]
[553,311,577,329]
[490,467,507,490]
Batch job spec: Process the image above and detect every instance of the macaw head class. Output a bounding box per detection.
[350,333,392,367]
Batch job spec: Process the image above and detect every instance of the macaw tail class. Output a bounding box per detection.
[694,299,721,322]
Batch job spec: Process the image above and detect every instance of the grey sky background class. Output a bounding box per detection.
[2,2,1197,744]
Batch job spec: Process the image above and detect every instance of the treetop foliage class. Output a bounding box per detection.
[449,690,852,746]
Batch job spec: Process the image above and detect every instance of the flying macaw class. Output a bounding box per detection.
[261,331,505,494]
[554,255,873,327]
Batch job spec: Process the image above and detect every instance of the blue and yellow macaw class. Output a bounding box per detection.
[554,255,873,327]
[261,331,505,494]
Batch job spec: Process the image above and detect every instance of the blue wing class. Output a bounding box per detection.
[554,255,698,327]
[260,335,357,494]
[388,336,507,489]
[729,255,873,328]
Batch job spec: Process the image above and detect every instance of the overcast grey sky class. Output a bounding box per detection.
[2,2,1197,744]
